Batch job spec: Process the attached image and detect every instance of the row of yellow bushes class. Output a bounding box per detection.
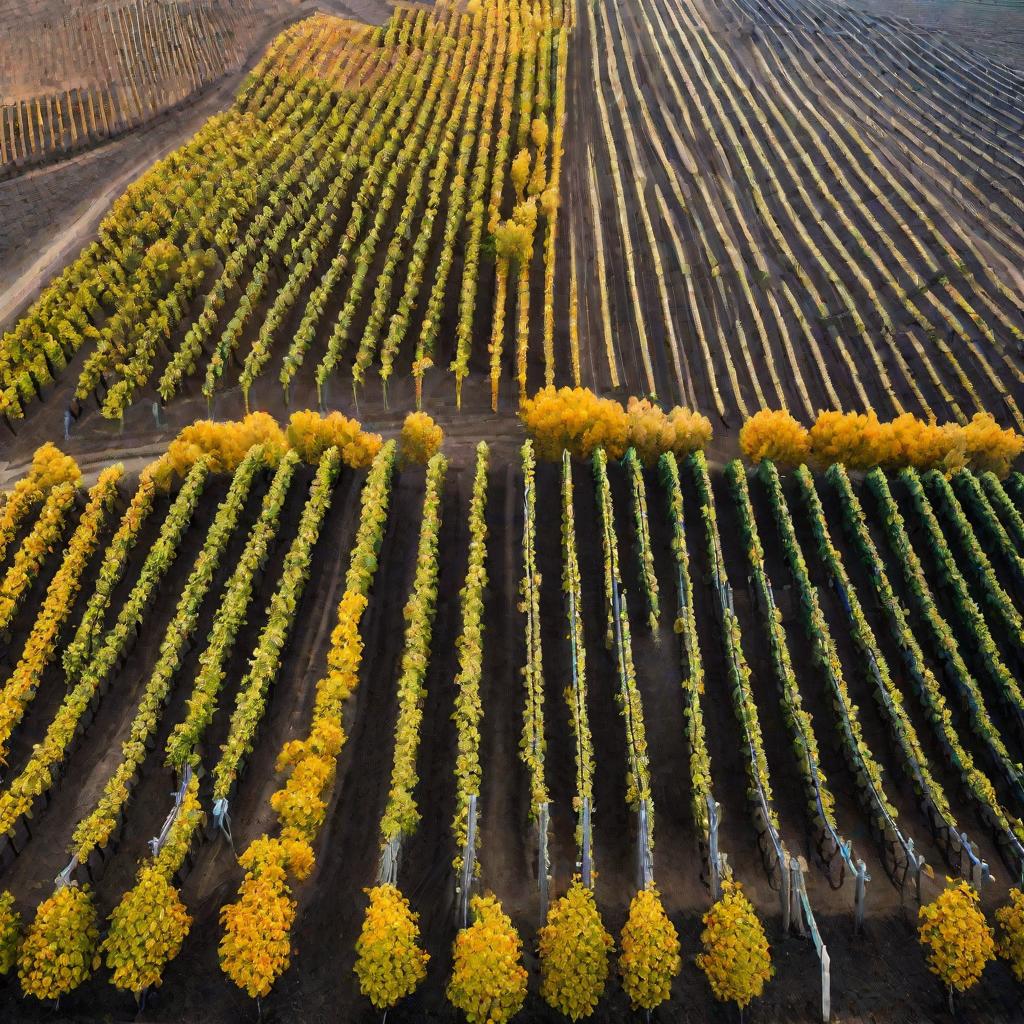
[152,410,444,488]
[740,409,1024,478]
[106,393,1024,492]
[519,387,713,464]
[517,387,1023,476]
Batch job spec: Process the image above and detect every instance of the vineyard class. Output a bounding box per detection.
[568,0,1024,424]
[0,0,577,431]
[0,0,1017,438]
[0,0,1023,1018]
[0,404,1018,1020]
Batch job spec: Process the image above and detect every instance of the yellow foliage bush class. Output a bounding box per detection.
[18,883,101,1001]
[218,841,297,999]
[510,148,532,197]
[875,413,961,472]
[287,410,382,468]
[24,442,83,492]
[520,386,629,460]
[153,409,391,488]
[918,880,994,994]
[103,867,191,995]
[626,397,713,466]
[154,411,287,487]
[809,410,889,470]
[400,411,444,466]
[0,891,20,975]
[494,199,539,266]
[538,878,614,1020]
[961,412,1024,478]
[665,406,715,454]
[995,888,1024,983]
[619,885,681,1011]
[520,387,712,464]
[743,409,1024,477]
[696,879,772,1010]
[240,834,316,883]
[354,884,429,1009]
[447,894,528,1024]
[739,409,810,468]
[0,443,82,564]
[218,834,316,999]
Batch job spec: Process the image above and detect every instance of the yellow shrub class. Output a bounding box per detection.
[619,884,681,1011]
[538,878,614,1020]
[511,148,532,197]
[26,442,83,491]
[400,411,444,466]
[739,409,810,467]
[18,883,100,1001]
[696,879,772,1010]
[918,880,994,993]
[287,410,382,468]
[521,388,711,464]
[156,411,287,487]
[809,410,888,469]
[237,834,315,883]
[354,884,429,1009]
[996,888,1024,983]
[0,891,20,975]
[665,405,714,455]
[742,408,1024,477]
[154,409,388,488]
[961,412,1024,478]
[874,414,959,472]
[494,199,538,264]
[103,867,191,995]
[447,893,528,1024]
[627,397,712,466]
[520,386,629,461]
[219,842,296,999]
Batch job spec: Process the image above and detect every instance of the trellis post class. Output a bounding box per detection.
[538,802,550,923]
[581,798,593,889]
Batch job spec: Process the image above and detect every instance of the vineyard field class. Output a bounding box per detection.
[0,432,1022,1020]
[1,0,1018,442]
[1,0,1024,1018]
[567,0,1024,425]
[0,0,314,174]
